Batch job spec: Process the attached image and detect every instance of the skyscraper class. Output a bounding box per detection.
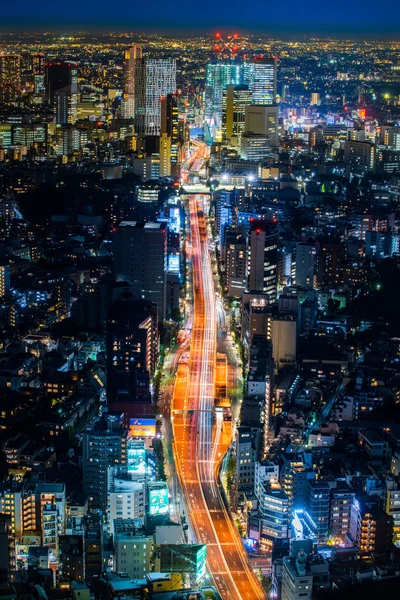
[222,84,253,144]
[295,242,317,288]
[45,63,78,124]
[205,63,243,141]
[247,220,279,302]
[245,57,277,105]
[134,58,176,136]
[32,53,45,96]
[113,221,167,322]
[160,93,180,176]
[0,54,21,103]
[122,45,142,119]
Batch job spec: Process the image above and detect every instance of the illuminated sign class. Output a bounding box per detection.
[127,439,146,475]
[129,418,156,438]
[195,545,207,581]
[168,254,180,273]
[148,483,169,516]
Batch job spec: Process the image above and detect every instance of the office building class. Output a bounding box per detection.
[106,300,158,406]
[281,550,312,600]
[46,63,78,124]
[306,480,330,543]
[236,426,261,496]
[134,57,176,136]
[225,229,247,297]
[244,104,279,147]
[344,139,376,174]
[222,84,253,144]
[114,520,153,578]
[260,483,290,541]
[247,220,279,302]
[330,484,354,543]
[122,45,142,119]
[108,468,145,534]
[240,132,270,160]
[113,221,167,322]
[82,414,128,509]
[295,242,317,289]
[245,57,277,105]
[385,479,400,547]
[160,93,180,177]
[316,239,346,288]
[271,316,297,365]
[32,53,45,96]
[0,54,21,103]
[59,535,84,580]
[205,63,243,141]
[0,265,10,297]
[84,512,103,582]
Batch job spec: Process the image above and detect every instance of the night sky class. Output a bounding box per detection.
[0,0,399,35]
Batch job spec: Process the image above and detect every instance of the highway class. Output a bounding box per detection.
[171,183,266,599]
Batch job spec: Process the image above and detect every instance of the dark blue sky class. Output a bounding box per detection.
[0,0,399,36]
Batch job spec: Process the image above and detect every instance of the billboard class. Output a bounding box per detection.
[195,545,207,581]
[129,418,156,438]
[148,483,169,516]
[127,439,146,475]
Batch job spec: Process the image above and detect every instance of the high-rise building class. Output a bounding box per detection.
[160,93,180,176]
[222,84,253,144]
[122,45,142,119]
[330,484,355,543]
[259,482,290,541]
[134,58,176,136]
[0,54,21,103]
[32,53,45,96]
[205,63,243,141]
[306,480,330,543]
[113,221,167,322]
[244,104,279,147]
[247,220,279,302]
[245,58,277,105]
[225,229,247,297]
[106,300,158,408]
[107,468,145,535]
[82,414,128,509]
[316,239,346,288]
[45,63,78,124]
[0,265,10,297]
[295,242,317,289]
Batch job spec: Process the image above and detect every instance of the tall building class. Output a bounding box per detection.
[32,53,45,96]
[244,104,279,147]
[316,239,346,288]
[205,63,243,141]
[225,229,247,297]
[295,242,317,289]
[160,93,180,176]
[82,414,128,509]
[222,84,253,144]
[0,54,21,103]
[330,484,355,543]
[45,63,78,124]
[107,468,145,535]
[306,480,330,543]
[259,482,290,541]
[134,58,176,136]
[245,58,277,105]
[113,221,167,322]
[0,265,10,297]
[247,220,279,302]
[344,139,376,175]
[122,45,142,119]
[113,520,153,579]
[106,300,158,408]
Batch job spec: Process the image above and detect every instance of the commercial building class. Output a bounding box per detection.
[205,63,243,141]
[281,550,312,600]
[295,243,317,289]
[122,45,142,119]
[134,58,176,136]
[259,483,290,541]
[82,414,128,509]
[330,484,355,543]
[247,220,279,302]
[244,104,279,147]
[160,93,180,177]
[113,221,167,322]
[306,480,330,543]
[222,84,253,144]
[225,229,247,297]
[0,54,21,103]
[108,469,145,535]
[245,58,277,105]
[45,63,78,125]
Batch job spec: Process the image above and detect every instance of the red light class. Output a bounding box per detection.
[256,229,261,234]
[233,45,239,52]
[112,228,117,232]
[215,32,221,38]
[233,33,239,39]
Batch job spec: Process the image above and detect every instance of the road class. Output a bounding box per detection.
[171,190,266,600]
